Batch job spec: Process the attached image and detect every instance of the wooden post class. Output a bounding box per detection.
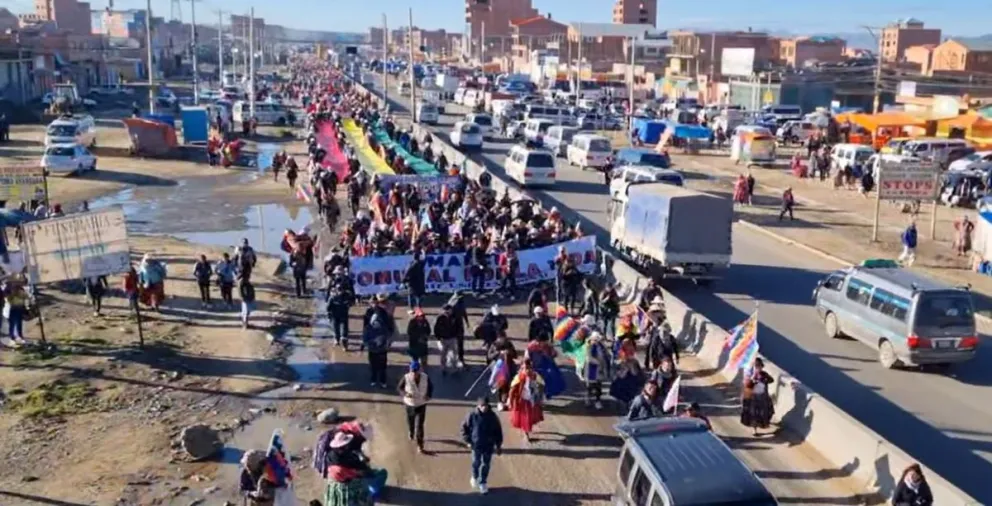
[872,170,882,242]
[135,293,145,349]
[34,286,46,344]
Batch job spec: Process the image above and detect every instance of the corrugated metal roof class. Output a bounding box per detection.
[957,38,992,52]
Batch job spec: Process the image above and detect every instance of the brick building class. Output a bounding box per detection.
[777,36,845,68]
[668,30,776,78]
[612,0,656,27]
[880,18,941,63]
[35,0,92,35]
[931,39,992,76]
[904,44,936,75]
[369,27,384,47]
[465,0,537,39]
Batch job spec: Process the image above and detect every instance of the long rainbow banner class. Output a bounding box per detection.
[341,118,394,175]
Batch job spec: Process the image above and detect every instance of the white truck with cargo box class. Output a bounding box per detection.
[435,74,459,99]
[609,183,733,283]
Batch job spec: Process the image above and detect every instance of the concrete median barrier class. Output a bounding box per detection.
[344,74,979,504]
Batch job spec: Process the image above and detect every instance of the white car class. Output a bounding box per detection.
[449,121,483,150]
[465,113,494,139]
[948,151,992,172]
[41,143,97,175]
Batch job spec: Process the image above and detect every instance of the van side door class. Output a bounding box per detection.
[840,277,876,345]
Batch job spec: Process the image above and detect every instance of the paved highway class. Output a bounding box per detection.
[369,76,992,501]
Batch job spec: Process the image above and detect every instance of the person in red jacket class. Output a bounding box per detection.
[121,264,139,315]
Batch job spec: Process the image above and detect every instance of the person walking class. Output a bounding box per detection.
[527,306,554,343]
[406,307,431,366]
[396,360,433,454]
[899,221,918,267]
[239,277,256,329]
[433,304,460,376]
[290,250,309,298]
[740,358,775,436]
[581,332,611,410]
[138,254,168,311]
[461,396,503,495]
[507,358,546,443]
[891,463,934,506]
[235,238,258,281]
[193,254,213,307]
[403,251,426,308]
[627,381,665,421]
[599,283,620,339]
[122,264,139,315]
[85,275,108,316]
[362,296,393,388]
[2,274,29,345]
[326,266,355,348]
[778,187,795,221]
[215,253,237,309]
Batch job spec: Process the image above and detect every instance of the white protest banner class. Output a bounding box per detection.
[21,207,131,284]
[0,163,47,202]
[377,174,464,202]
[350,236,597,296]
[877,157,940,201]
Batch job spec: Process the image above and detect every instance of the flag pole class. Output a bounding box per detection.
[464,361,495,398]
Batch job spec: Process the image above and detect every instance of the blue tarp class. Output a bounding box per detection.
[632,118,667,144]
[665,121,712,140]
[142,113,175,128]
[180,107,208,143]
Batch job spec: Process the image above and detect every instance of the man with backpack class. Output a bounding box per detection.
[234,238,258,281]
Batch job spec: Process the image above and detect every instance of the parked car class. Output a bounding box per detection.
[41,143,97,175]
[449,121,483,150]
[947,150,992,172]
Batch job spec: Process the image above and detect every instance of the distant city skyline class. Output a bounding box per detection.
[2,0,988,36]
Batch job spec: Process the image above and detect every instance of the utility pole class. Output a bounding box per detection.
[628,36,636,130]
[216,10,224,84]
[146,0,155,114]
[382,14,388,104]
[408,7,417,120]
[190,0,199,104]
[576,24,583,97]
[863,25,883,114]
[480,21,485,65]
[249,7,255,118]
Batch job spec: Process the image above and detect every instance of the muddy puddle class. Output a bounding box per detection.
[89,171,314,256]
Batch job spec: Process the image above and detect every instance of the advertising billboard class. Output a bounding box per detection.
[721,47,756,77]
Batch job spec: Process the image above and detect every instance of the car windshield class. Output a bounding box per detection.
[855,150,873,162]
[964,153,984,161]
[473,116,492,126]
[638,153,670,168]
[47,124,76,137]
[589,139,611,151]
[914,294,974,329]
[527,153,555,168]
[655,173,683,185]
[461,124,481,134]
[538,123,552,133]
[47,147,75,156]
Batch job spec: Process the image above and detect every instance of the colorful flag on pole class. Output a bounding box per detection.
[724,310,758,350]
[295,182,313,203]
[553,307,581,343]
[662,375,681,412]
[263,429,293,487]
[724,311,759,374]
[487,357,510,391]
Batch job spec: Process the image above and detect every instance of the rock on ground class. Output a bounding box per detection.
[180,424,222,461]
[316,407,339,424]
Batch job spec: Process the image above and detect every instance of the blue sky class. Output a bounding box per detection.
[2,0,987,36]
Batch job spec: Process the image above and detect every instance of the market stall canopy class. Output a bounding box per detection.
[122,118,179,157]
[937,112,992,147]
[835,111,927,131]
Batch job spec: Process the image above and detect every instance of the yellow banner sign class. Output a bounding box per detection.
[0,164,46,202]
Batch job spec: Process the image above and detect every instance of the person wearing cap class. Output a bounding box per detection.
[406,307,431,366]
[396,360,433,453]
[526,283,548,317]
[680,402,712,430]
[461,396,503,495]
[527,305,554,343]
[638,279,662,313]
[481,304,508,338]
[433,304,460,376]
[326,265,355,348]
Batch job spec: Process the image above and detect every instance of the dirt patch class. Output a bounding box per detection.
[0,235,301,505]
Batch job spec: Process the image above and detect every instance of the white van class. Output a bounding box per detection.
[416,102,439,125]
[901,138,971,165]
[453,87,468,105]
[830,143,875,172]
[523,118,555,145]
[463,89,482,108]
[465,113,494,139]
[506,145,556,187]
[525,104,570,124]
[544,126,579,157]
[566,133,612,170]
[45,114,96,148]
[397,81,411,97]
[232,101,290,125]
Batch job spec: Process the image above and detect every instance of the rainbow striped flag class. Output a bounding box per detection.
[263,429,293,487]
[553,305,580,342]
[295,182,313,203]
[724,310,759,374]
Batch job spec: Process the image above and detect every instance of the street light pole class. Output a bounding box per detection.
[145,0,155,114]
[408,7,417,121]
[628,36,636,130]
[216,10,224,84]
[382,14,389,105]
[249,7,255,118]
[190,0,199,104]
[862,25,883,114]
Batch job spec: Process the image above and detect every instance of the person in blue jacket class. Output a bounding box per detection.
[899,221,918,267]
